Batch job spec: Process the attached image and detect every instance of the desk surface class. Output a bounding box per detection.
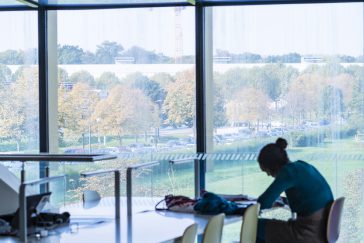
[0,153,117,162]
[0,197,243,243]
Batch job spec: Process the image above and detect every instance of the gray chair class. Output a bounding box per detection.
[326,197,345,243]
[82,190,101,209]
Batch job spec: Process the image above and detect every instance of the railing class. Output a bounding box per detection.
[80,169,121,219]
[7,150,362,242]
[125,156,197,215]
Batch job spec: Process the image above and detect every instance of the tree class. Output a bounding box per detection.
[213,83,228,128]
[0,67,39,151]
[121,46,172,64]
[96,72,120,90]
[0,64,12,87]
[58,68,71,90]
[346,65,364,128]
[164,70,195,128]
[263,53,301,63]
[58,45,85,64]
[0,50,24,64]
[214,67,251,98]
[81,51,96,64]
[249,64,299,103]
[284,73,324,125]
[69,70,96,88]
[150,73,175,88]
[226,87,271,129]
[234,52,262,63]
[92,85,157,146]
[58,83,100,144]
[95,41,123,64]
[321,85,344,122]
[129,73,166,104]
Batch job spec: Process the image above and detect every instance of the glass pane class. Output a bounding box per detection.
[54,7,196,205]
[0,11,39,182]
[205,3,364,242]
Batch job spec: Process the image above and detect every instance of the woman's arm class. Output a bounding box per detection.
[257,169,295,209]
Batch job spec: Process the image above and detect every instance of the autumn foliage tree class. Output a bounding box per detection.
[0,67,38,151]
[226,87,271,129]
[164,70,195,128]
[58,82,100,143]
[92,85,158,146]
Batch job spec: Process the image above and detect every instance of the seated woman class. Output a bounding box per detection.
[256,138,334,243]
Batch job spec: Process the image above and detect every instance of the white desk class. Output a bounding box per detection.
[0,197,243,243]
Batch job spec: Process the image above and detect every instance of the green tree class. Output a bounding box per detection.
[346,65,364,128]
[250,64,298,103]
[95,41,123,64]
[58,45,85,64]
[122,46,172,64]
[69,70,96,87]
[214,67,251,97]
[58,68,71,89]
[0,64,12,87]
[150,73,175,88]
[81,51,96,64]
[96,72,120,90]
[213,83,228,128]
[321,85,344,122]
[129,73,166,104]
[0,50,24,64]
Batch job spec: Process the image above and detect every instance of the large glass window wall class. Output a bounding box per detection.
[204,3,364,242]
[0,2,363,242]
[53,7,196,203]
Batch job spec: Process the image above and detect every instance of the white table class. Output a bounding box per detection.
[0,197,243,243]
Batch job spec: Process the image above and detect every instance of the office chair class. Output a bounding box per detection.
[202,213,225,243]
[82,190,101,209]
[240,203,260,243]
[327,197,345,243]
[181,223,198,243]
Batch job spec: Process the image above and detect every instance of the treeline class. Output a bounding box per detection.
[0,61,363,150]
[0,41,363,65]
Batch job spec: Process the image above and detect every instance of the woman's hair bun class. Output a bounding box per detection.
[276,138,288,150]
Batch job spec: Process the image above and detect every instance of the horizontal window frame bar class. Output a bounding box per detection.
[199,0,364,6]
[0,6,36,11]
[45,2,193,10]
[24,0,362,10]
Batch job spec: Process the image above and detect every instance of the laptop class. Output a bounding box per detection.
[11,192,52,229]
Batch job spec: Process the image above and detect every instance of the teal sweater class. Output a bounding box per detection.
[257,160,334,216]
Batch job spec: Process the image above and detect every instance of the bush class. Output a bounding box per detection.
[290,131,325,147]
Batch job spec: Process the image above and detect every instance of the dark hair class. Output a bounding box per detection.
[257,138,290,175]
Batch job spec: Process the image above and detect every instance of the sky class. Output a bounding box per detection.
[0,2,363,57]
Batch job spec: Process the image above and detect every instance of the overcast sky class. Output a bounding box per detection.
[0,2,363,56]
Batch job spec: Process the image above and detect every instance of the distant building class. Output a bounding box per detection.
[301,55,324,63]
[114,56,135,64]
[213,56,231,63]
